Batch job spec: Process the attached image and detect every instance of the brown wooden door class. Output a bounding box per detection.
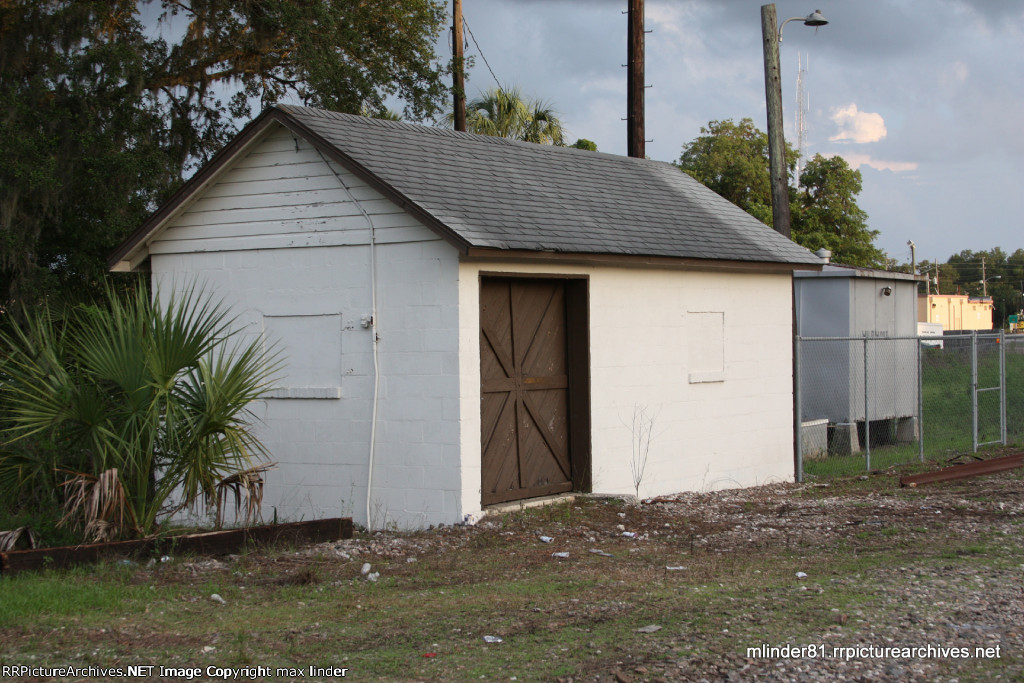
[480,278,572,505]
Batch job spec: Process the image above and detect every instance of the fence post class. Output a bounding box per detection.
[917,336,924,462]
[972,332,978,453]
[795,335,803,483]
[1001,329,1007,445]
[863,336,870,471]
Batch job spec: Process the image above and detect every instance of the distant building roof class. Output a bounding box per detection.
[111,105,824,271]
[795,264,926,282]
[920,293,994,303]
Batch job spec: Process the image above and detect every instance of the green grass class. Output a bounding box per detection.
[804,345,1024,479]
[0,563,177,627]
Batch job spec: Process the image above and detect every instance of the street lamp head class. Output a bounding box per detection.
[804,10,828,27]
[777,9,829,43]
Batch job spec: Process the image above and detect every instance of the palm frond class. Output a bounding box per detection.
[215,462,277,528]
[0,527,38,552]
[58,468,138,542]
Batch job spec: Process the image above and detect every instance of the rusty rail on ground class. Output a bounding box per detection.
[900,453,1024,487]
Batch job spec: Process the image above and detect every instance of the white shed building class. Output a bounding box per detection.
[111,105,823,529]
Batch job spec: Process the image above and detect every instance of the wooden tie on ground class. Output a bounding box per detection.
[0,517,352,577]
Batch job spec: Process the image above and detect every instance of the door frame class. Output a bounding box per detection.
[478,272,592,502]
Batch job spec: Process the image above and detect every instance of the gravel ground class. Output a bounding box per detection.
[296,470,1024,682]
[595,476,1023,682]
[8,465,1019,682]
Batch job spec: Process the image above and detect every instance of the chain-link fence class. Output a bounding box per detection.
[796,332,1024,481]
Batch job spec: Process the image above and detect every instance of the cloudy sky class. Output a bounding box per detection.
[442,0,1024,265]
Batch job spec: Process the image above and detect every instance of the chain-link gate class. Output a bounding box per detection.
[796,332,1024,481]
[971,333,1006,450]
[1002,334,1024,447]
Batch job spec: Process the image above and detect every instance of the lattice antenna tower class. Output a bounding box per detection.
[796,52,808,182]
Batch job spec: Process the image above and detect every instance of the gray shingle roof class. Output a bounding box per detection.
[275,105,821,266]
[110,104,824,271]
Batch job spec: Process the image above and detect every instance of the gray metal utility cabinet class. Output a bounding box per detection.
[794,263,926,455]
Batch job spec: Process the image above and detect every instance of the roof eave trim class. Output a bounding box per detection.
[463,248,824,274]
[108,107,286,272]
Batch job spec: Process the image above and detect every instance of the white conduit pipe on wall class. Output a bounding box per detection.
[314,144,381,531]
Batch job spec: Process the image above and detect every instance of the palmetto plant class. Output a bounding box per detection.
[0,284,279,541]
[449,86,566,146]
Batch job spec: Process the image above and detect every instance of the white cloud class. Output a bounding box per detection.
[645,4,688,41]
[835,153,918,173]
[829,104,887,143]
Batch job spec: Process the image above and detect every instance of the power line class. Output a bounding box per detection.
[462,16,501,88]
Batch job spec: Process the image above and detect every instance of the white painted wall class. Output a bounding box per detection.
[457,262,795,520]
[150,124,463,530]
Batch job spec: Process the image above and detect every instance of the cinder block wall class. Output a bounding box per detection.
[151,125,463,530]
[458,262,795,518]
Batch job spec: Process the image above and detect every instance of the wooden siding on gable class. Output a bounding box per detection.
[151,126,439,255]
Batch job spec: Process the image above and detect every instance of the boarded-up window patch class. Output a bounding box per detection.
[687,311,725,384]
[263,314,342,398]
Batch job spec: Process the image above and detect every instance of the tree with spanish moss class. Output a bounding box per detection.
[0,0,450,309]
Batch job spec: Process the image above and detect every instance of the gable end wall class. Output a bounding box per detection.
[149,125,463,530]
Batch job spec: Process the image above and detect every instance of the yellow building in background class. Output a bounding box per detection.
[918,294,994,330]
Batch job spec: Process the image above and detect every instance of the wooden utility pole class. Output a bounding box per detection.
[761,3,791,238]
[627,0,645,158]
[453,0,467,132]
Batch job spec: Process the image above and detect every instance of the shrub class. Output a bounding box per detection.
[0,283,279,541]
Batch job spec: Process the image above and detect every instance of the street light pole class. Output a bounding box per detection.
[761,4,789,238]
[761,5,827,239]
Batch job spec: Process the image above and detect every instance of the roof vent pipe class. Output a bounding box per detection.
[815,248,831,263]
